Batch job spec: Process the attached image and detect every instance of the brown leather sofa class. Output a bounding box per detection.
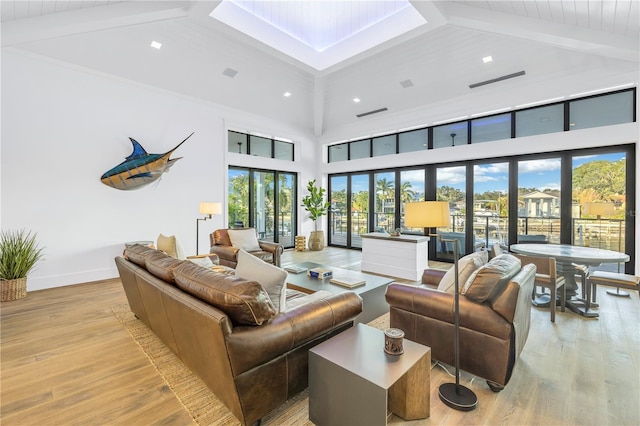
[116,245,362,425]
[209,228,283,268]
[385,254,536,391]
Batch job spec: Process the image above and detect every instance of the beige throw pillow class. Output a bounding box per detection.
[235,249,288,313]
[228,229,261,252]
[437,250,488,294]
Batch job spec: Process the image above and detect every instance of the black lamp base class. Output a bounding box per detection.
[438,383,478,411]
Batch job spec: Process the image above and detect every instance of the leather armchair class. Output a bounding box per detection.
[209,228,283,268]
[385,254,536,391]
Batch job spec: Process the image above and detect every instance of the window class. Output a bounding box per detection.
[517,158,561,244]
[227,167,297,247]
[350,139,371,160]
[372,135,396,157]
[398,129,427,153]
[436,165,466,260]
[274,140,294,160]
[327,88,635,161]
[471,113,511,143]
[329,143,348,162]
[516,104,564,137]
[329,176,348,246]
[570,91,635,130]
[229,131,247,154]
[228,130,294,160]
[400,169,425,233]
[250,135,272,158]
[572,152,627,268]
[473,162,509,248]
[433,122,468,148]
[326,144,635,274]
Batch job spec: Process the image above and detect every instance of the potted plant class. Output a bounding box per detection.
[301,179,331,251]
[0,229,44,301]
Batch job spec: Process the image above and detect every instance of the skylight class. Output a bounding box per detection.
[210,0,426,70]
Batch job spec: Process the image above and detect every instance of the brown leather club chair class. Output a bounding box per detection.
[209,228,283,268]
[385,254,536,392]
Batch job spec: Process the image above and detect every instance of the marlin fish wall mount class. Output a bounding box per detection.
[101,132,193,191]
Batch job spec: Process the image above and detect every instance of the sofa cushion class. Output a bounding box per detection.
[173,261,275,326]
[235,249,287,312]
[437,250,488,294]
[463,254,521,303]
[145,251,184,284]
[228,229,261,252]
[124,244,157,267]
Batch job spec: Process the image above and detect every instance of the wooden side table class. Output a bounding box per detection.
[309,324,430,425]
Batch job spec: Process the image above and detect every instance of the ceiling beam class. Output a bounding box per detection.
[2,1,191,47]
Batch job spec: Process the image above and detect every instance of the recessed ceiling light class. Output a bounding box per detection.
[283,92,292,97]
[353,98,361,103]
[150,41,162,49]
[482,56,493,63]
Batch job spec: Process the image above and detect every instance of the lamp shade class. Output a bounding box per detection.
[200,202,222,215]
[404,201,451,228]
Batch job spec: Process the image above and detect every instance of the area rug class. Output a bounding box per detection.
[112,304,392,425]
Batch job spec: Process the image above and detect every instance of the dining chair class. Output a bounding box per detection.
[513,254,566,322]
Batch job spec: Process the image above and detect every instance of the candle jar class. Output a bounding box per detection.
[384,328,404,355]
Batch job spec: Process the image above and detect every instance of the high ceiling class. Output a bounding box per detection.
[2,1,638,142]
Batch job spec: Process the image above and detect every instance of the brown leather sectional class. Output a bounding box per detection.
[385,254,536,391]
[116,245,362,425]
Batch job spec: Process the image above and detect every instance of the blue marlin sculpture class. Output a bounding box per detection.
[101,132,193,190]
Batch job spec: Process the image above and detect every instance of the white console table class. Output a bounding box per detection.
[360,233,430,281]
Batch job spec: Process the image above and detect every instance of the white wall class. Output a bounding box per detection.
[1,49,317,291]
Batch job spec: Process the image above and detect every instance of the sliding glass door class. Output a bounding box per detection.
[572,151,627,272]
[228,167,296,248]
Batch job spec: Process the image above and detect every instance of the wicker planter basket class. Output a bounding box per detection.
[1,277,27,302]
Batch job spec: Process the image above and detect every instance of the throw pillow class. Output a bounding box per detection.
[188,256,214,268]
[228,229,261,252]
[157,234,184,259]
[235,249,288,313]
[437,250,488,294]
[463,254,521,303]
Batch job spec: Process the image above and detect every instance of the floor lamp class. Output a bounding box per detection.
[404,201,478,412]
[196,202,221,255]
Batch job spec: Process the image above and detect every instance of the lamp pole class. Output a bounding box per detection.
[437,238,478,411]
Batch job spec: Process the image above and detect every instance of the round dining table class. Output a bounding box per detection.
[509,243,630,318]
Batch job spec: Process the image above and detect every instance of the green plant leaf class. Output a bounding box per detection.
[0,229,44,280]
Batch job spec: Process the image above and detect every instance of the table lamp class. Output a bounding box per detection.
[404,201,478,411]
[196,202,221,254]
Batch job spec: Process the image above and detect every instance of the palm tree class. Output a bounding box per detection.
[400,181,417,203]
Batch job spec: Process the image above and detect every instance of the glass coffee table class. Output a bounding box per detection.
[285,262,394,323]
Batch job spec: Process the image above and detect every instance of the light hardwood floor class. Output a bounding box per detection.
[1,247,638,425]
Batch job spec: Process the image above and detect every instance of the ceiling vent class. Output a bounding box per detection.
[469,71,525,89]
[400,79,414,88]
[223,67,238,78]
[356,107,388,118]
